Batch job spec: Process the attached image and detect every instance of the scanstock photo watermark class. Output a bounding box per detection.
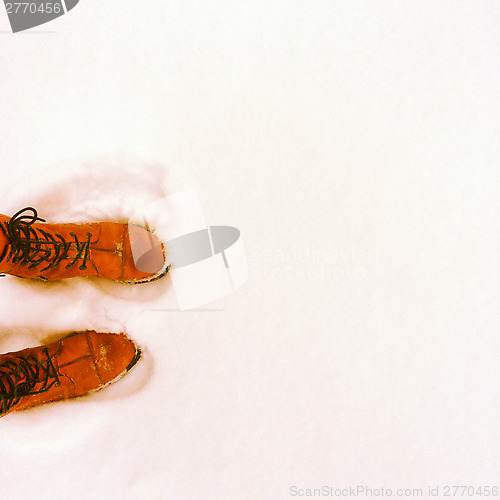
[3,1,78,32]
[249,246,378,281]
[289,484,498,497]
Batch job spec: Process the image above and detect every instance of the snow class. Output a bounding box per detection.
[0,1,499,499]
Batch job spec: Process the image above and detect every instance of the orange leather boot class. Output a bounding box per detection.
[0,207,168,283]
[0,330,141,418]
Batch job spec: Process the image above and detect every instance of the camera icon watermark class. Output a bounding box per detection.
[128,189,247,311]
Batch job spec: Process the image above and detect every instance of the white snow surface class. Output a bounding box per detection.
[0,2,499,499]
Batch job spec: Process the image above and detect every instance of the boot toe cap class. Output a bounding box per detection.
[87,331,140,385]
[124,225,167,282]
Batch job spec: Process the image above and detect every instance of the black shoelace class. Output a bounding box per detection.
[0,207,92,272]
[0,348,61,416]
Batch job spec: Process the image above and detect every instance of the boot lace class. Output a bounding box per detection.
[0,348,61,416]
[0,207,92,272]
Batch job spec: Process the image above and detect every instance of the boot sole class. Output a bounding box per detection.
[118,263,171,285]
